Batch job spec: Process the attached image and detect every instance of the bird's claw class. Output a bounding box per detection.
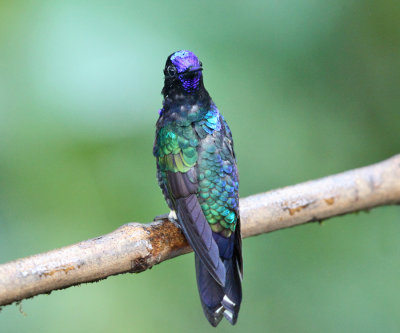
[153,213,169,221]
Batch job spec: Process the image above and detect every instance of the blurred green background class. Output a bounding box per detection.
[1,1,400,332]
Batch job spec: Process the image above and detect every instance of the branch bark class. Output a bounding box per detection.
[1,155,399,307]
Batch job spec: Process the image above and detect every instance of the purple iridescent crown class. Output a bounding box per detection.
[170,50,201,74]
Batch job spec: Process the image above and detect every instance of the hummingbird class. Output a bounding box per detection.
[153,50,242,326]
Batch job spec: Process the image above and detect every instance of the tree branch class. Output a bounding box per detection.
[1,155,399,307]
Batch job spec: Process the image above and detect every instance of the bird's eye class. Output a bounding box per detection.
[199,61,203,67]
[167,65,177,77]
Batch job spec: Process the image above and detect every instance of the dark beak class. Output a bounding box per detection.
[186,66,203,73]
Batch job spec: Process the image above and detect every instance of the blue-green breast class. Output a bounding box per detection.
[154,104,239,238]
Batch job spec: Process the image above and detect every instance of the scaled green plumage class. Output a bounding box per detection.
[155,108,238,237]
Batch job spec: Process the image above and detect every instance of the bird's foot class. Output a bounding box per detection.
[153,213,169,221]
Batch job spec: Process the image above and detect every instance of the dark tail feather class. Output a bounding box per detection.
[221,257,242,325]
[195,254,242,326]
[195,254,224,327]
[221,219,243,325]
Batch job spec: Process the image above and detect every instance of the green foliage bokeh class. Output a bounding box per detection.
[1,1,399,332]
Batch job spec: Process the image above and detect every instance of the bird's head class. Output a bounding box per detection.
[162,50,204,96]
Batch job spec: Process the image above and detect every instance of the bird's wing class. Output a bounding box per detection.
[168,171,226,286]
[155,124,226,286]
